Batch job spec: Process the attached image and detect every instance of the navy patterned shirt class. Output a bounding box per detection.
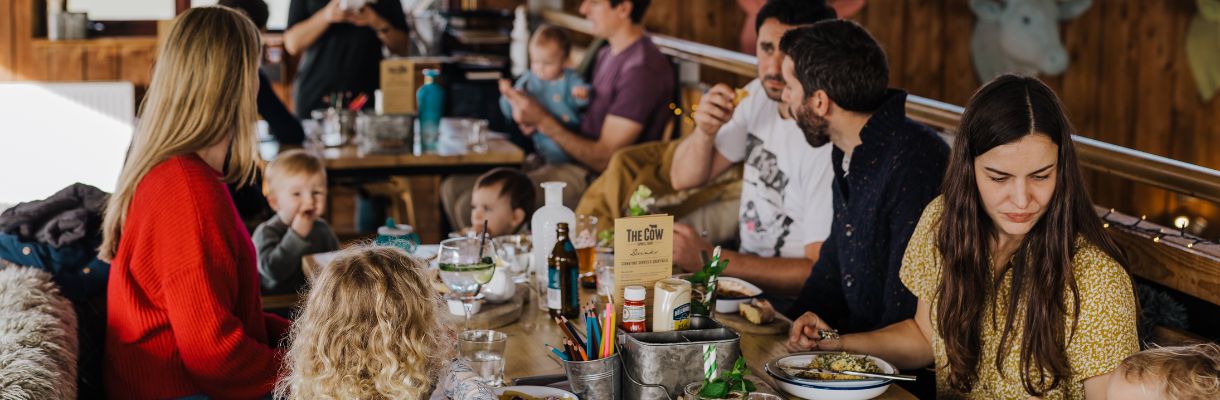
[787,90,949,333]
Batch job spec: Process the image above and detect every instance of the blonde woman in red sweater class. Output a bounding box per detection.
[98,6,289,399]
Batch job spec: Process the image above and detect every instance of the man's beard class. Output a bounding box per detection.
[794,103,831,148]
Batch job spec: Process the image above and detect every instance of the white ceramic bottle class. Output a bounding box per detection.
[531,181,574,309]
[510,6,530,78]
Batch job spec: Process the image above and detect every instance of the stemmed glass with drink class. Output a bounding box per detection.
[437,235,499,331]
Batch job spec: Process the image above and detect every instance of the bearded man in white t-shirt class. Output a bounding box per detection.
[671,0,838,300]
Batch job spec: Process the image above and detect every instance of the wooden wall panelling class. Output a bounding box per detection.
[1129,0,1176,218]
[860,0,908,91]
[1,0,14,81]
[902,0,943,101]
[938,0,975,107]
[1167,1,1198,223]
[1057,1,1103,146]
[118,42,156,87]
[13,0,35,80]
[1093,0,1139,213]
[85,45,120,81]
[40,44,86,80]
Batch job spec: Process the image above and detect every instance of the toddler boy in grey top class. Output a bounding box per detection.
[253,149,339,295]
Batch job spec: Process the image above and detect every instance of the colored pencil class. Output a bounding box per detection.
[588,310,602,360]
[554,317,586,355]
[562,316,587,351]
[601,302,614,358]
[546,344,569,361]
[585,314,595,359]
[607,302,616,356]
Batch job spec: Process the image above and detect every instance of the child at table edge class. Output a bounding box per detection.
[253,149,340,295]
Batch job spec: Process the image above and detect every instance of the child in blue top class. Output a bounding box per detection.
[500,24,590,164]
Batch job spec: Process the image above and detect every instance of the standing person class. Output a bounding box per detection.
[780,20,949,333]
[667,0,839,302]
[98,7,289,399]
[787,75,1140,399]
[284,0,409,119]
[221,0,307,229]
[221,0,306,146]
[276,246,495,399]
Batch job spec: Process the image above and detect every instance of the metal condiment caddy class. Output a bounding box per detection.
[616,316,741,400]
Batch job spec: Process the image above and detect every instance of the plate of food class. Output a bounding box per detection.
[714,277,763,314]
[764,352,897,400]
[494,385,578,400]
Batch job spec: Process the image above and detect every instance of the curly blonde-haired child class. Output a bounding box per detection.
[1106,343,1220,400]
[275,246,496,399]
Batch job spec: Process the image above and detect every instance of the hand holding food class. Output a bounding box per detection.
[693,84,739,137]
[733,88,749,105]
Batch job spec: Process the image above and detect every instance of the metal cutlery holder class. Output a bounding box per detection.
[618,316,741,400]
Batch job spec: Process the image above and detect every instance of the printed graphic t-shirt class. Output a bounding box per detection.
[714,79,834,257]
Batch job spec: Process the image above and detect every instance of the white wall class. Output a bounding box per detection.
[0,82,134,203]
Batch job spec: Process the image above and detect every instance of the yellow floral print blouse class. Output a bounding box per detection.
[900,197,1139,399]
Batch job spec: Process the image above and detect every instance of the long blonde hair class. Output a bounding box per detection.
[98,6,262,261]
[276,246,455,399]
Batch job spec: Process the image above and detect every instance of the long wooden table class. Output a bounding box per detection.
[296,252,917,399]
[318,138,525,243]
[495,289,916,399]
[320,138,524,176]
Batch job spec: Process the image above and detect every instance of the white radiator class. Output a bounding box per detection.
[0,82,135,204]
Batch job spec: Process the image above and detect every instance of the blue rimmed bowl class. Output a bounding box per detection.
[764,352,897,400]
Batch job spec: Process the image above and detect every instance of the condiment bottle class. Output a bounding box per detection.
[652,278,691,332]
[622,286,647,333]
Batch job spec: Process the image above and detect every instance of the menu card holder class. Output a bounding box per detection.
[611,214,673,320]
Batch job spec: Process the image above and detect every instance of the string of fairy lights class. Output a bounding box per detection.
[1100,209,1220,251]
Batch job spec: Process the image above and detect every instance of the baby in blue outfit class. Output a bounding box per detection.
[500,24,590,164]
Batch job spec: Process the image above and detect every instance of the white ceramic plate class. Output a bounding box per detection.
[493,385,578,400]
[714,277,763,314]
[764,352,898,400]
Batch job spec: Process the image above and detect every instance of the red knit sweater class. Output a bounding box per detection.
[105,154,291,399]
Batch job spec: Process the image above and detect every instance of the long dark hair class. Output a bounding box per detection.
[935,75,1129,395]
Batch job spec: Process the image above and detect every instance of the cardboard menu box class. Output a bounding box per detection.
[379,57,445,115]
[612,214,674,322]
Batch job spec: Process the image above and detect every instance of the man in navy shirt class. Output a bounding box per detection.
[778,20,949,334]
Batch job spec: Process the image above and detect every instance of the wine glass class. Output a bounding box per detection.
[494,234,532,284]
[438,236,499,331]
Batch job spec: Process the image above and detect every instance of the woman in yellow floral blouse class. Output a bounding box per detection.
[787,74,1139,399]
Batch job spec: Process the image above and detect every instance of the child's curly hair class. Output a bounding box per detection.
[1118,343,1220,400]
[275,245,454,399]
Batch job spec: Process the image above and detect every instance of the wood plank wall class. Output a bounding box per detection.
[564,0,1220,237]
[856,0,1220,238]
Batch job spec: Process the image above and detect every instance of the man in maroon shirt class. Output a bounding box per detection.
[442,0,674,228]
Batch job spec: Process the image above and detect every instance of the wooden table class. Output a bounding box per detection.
[499,290,917,400]
[319,138,525,243]
[320,138,524,176]
[298,252,917,399]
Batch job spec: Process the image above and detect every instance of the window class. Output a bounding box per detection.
[66,0,177,21]
[191,0,293,31]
